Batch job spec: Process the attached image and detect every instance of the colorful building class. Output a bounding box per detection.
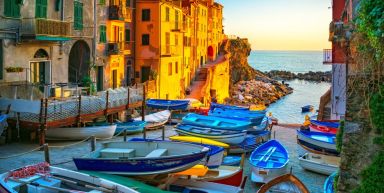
[207,1,223,61]
[0,0,94,93]
[95,0,134,90]
[135,0,185,99]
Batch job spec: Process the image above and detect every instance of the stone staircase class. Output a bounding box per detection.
[195,68,208,81]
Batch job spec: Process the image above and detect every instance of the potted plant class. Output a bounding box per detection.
[5,67,24,73]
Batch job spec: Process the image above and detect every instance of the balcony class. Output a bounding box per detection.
[107,42,123,55]
[161,45,182,57]
[21,18,71,41]
[109,5,132,21]
[123,41,133,55]
[323,49,332,64]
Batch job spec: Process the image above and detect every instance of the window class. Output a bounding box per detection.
[99,25,106,43]
[165,7,170,22]
[125,29,131,42]
[74,1,83,30]
[125,0,130,7]
[175,34,178,46]
[4,0,20,18]
[35,0,47,18]
[168,62,172,76]
[99,0,105,5]
[175,62,178,74]
[142,9,150,21]
[175,10,179,29]
[55,0,61,11]
[142,34,149,45]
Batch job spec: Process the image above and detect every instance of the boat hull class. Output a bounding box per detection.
[251,165,289,183]
[73,141,209,176]
[229,132,271,154]
[324,172,337,193]
[297,130,337,153]
[182,113,252,131]
[146,99,189,110]
[175,126,247,145]
[299,153,340,175]
[310,124,338,134]
[168,179,243,193]
[258,173,310,193]
[46,124,116,140]
[209,108,266,125]
[115,121,146,134]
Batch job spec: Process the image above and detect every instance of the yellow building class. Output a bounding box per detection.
[135,0,184,99]
[95,0,133,90]
[182,11,192,92]
[208,2,224,61]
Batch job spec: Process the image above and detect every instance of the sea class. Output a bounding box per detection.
[249,50,331,123]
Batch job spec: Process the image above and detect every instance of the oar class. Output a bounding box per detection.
[8,178,84,193]
[37,173,114,193]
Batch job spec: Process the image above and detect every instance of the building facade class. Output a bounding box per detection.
[0,0,94,92]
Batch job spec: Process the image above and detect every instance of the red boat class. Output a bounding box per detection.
[309,124,338,134]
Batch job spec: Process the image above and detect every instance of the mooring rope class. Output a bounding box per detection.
[0,146,43,159]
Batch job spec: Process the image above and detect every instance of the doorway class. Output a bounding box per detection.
[112,69,118,89]
[30,61,51,92]
[141,66,150,83]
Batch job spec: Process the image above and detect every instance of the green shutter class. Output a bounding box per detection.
[125,29,130,42]
[36,0,47,18]
[55,0,61,11]
[4,0,20,17]
[79,3,83,29]
[99,0,105,5]
[99,25,106,43]
[74,1,83,30]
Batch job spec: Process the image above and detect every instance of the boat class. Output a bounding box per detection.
[222,156,242,166]
[247,116,269,134]
[129,138,225,169]
[311,120,339,129]
[229,131,271,154]
[297,130,338,155]
[169,135,229,148]
[73,141,209,175]
[80,171,174,193]
[46,124,117,140]
[134,110,170,130]
[324,172,337,193]
[182,113,252,131]
[175,124,247,144]
[310,120,339,134]
[146,99,190,110]
[0,162,139,193]
[299,153,340,175]
[115,120,146,134]
[249,140,289,183]
[257,173,310,193]
[167,179,243,193]
[175,165,243,183]
[209,108,266,125]
[301,105,314,112]
[0,114,7,136]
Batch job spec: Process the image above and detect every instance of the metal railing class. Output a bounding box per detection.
[323,49,332,64]
[106,42,124,55]
[21,18,70,37]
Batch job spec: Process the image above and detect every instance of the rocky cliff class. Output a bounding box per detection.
[226,38,292,105]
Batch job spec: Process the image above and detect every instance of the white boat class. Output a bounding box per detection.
[167,179,243,193]
[46,124,116,140]
[192,166,242,182]
[135,110,170,130]
[298,153,340,175]
[0,162,139,193]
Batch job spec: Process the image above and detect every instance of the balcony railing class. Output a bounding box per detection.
[161,45,182,56]
[21,18,70,39]
[323,49,332,64]
[107,42,123,55]
[109,5,132,21]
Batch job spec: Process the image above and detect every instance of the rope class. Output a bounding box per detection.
[0,146,43,159]
[49,136,91,148]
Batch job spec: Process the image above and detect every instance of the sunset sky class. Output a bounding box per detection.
[215,0,332,51]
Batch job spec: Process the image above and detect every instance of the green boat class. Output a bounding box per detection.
[80,171,175,193]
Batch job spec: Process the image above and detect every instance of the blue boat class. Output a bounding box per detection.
[301,105,314,112]
[229,131,271,154]
[222,156,241,166]
[181,113,252,131]
[73,141,209,175]
[324,172,337,193]
[208,108,266,125]
[247,116,269,134]
[175,124,247,144]
[249,140,289,183]
[297,130,338,155]
[146,99,189,110]
[129,138,225,169]
[115,120,146,135]
[311,120,340,129]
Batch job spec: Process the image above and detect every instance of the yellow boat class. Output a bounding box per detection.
[174,165,209,177]
[250,104,267,111]
[169,136,230,148]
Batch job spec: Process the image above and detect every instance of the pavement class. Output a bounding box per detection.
[0,125,326,193]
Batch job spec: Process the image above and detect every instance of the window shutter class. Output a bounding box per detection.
[42,0,47,18]
[79,3,83,29]
[36,0,41,17]
[125,29,130,42]
[55,0,61,11]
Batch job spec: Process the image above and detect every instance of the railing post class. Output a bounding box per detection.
[39,98,48,146]
[142,84,146,122]
[162,126,165,141]
[105,91,109,118]
[126,86,130,109]
[77,94,82,127]
[90,135,96,152]
[43,143,50,164]
[123,129,127,142]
